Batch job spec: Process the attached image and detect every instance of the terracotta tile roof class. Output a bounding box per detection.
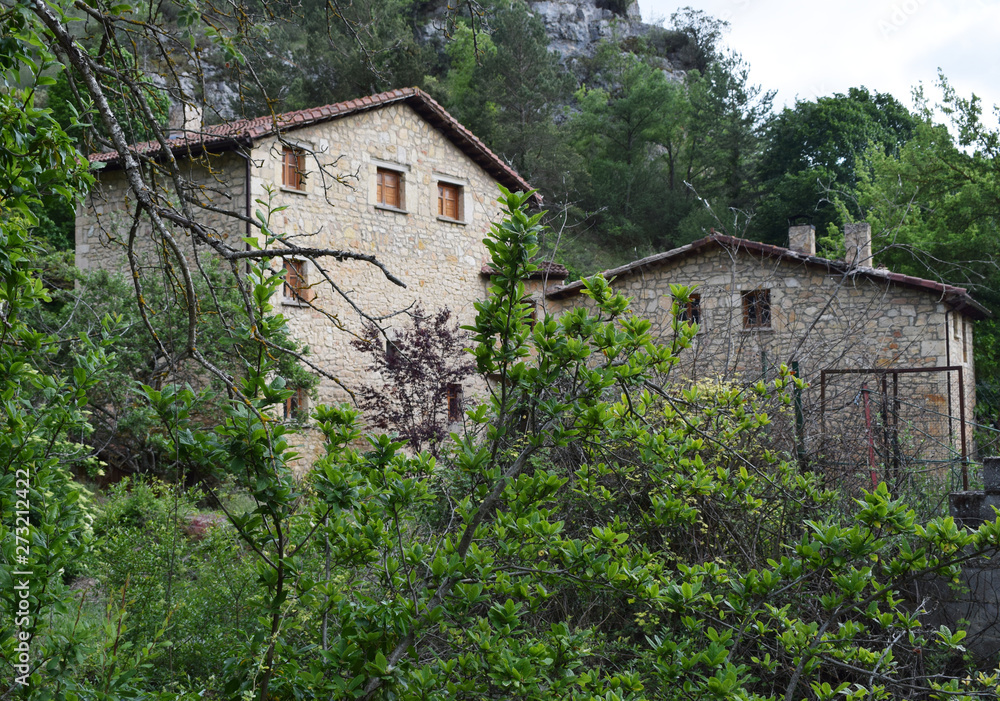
[480,260,569,280]
[545,233,990,319]
[89,87,539,203]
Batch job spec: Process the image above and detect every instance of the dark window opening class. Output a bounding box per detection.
[742,289,771,329]
[385,337,401,365]
[679,293,701,325]
[446,383,462,422]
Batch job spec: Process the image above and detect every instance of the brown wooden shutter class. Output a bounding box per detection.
[438,183,459,219]
[377,169,400,208]
[283,148,304,190]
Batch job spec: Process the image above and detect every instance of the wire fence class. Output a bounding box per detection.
[808,369,986,498]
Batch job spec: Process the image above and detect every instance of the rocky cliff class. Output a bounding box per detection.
[528,0,685,80]
[529,0,644,60]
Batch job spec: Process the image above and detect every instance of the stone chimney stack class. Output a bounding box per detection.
[182,103,202,135]
[788,224,816,256]
[844,222,872,268]
[168,101,203,139]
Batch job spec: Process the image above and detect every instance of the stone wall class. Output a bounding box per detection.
[546,244,977,474]
[76,150,248,274]
[76,104,501,468]
[248,104,501,460]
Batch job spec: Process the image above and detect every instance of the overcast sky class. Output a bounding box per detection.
[635,0,1000,117]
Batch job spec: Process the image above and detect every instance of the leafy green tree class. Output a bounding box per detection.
[238,0,437,113]
[28,258,317,478]
[668,5,729,71]
[572,45,687,254]
[568,42,771,259]
[131,186,1000,700]
[751,87,919,244]
[0,31,159,696]
[682,53,773,224]
[852,78,1000,418]
[431,2,575,201]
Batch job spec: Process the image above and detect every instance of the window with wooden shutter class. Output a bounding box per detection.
[376,168,402,208]
[282,147,305,190]
[283,259,311,303]
[284,387,307,421]
[438,182,461,220]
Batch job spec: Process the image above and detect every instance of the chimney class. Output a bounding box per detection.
[182,103,202,135]
[844,222,872,268]
[788,224,816,256]
[168,101,202,139]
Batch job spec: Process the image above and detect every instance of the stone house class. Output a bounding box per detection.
[75,87,567,458]
[544,223,988,479]
[75,87,987,477]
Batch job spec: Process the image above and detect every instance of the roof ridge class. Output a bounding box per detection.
[544,233,987,317]
[86,87,536,201]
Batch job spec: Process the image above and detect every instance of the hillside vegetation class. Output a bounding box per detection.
[5,0,1000,697]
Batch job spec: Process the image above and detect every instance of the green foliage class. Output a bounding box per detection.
[46,46,170,150]
[751,87,919,244]
[11,0,1000,694]
[428,3,576,200]
[849,77,1000,417]
[572,46,688,253]
[27,257,317,478]
[0,28,140,697]
[87,477,260,689]
[564,43,770,269]
[237,0,436,113]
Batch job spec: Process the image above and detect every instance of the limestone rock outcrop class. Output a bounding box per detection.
[528,0,644,61]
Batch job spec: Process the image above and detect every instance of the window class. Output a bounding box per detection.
[446,383,462,422]
[742,289,771,329]
[953,313,961,340]
[438,182,462,220]
[376,168,402,209]
[282,259,312,303]
[523,297,538,328]
[679,293,701,325]
[963,321,969,363]
[385,336,401,365]
[284,387,307,421]
[282,147,306,190]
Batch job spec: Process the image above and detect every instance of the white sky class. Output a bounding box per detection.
[636,0,1000,118]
